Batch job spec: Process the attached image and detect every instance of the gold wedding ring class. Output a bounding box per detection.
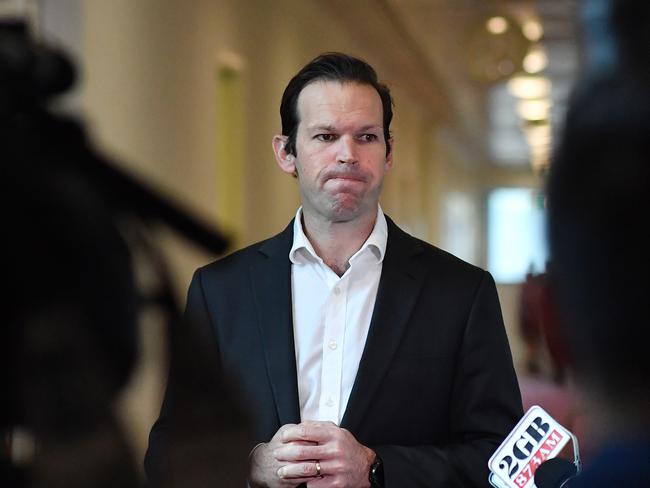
[315,460,322,477]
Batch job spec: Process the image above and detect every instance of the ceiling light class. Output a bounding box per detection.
[507,75,552,99]
[517,99,552,121]
[523,20,544,41]
[523,47,548,74]
[525,124,552,146]
[486,16,509,35]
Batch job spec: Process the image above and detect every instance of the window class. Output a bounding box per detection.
[487,187,548,283]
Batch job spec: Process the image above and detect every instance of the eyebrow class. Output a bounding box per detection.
[306,124,382,132]
[307,124,337,132]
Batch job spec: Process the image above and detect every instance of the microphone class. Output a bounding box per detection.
[534,457,578,488]
[488,405,580,488]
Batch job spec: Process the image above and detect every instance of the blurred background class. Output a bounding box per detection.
[3,0,586,477]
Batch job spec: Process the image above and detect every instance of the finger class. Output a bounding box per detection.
[285,440,318,447]
[281,477,314,487]
[274,423,298,440]
[305,471,342,488]
[274,443,326,462]
[305,476,332,488]
[281,421,338,443]
[277,461,321,480]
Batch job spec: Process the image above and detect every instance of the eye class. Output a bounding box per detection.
[359,133,379,142]
[315,134,337,142]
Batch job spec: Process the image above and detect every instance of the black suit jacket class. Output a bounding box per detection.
[146,216,522,487]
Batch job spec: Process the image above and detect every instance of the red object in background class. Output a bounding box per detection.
[519,270,572,379]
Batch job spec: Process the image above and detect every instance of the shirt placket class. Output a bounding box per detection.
[318,274,347,424]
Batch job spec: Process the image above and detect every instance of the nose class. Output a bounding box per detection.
[337,136,358,164]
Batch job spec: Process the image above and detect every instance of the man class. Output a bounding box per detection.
[146,53,522,487]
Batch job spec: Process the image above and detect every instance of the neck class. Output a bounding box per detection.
[301,209,376,277]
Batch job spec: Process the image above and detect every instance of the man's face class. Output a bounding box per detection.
[275,80,393,224]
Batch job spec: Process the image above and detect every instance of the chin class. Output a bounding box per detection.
[328,200,366,222]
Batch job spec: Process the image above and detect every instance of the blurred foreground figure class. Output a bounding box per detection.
[1,20,248,487]
[546,2,650,485]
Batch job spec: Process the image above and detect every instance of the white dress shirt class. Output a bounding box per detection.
[289,206,387,424]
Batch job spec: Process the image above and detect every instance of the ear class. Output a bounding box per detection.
[384,137,395,172]
[272,135,296,175]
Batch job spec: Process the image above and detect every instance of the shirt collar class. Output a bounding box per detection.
[289,205,387,265]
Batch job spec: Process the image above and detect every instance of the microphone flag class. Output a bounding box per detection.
[488,405,580,488]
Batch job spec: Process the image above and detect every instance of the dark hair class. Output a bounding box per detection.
[546,72,650,398]
[279,52,393,156]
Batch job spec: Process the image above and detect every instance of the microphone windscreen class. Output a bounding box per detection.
[534,457,577,488]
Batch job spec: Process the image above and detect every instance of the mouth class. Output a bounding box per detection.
[329,175,364,182]
[324,172,367,183]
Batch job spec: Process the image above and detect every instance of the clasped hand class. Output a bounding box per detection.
[249,420,375,488]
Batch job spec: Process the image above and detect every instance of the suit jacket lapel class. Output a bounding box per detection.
[250,222,302,427]
[341,217,427,433]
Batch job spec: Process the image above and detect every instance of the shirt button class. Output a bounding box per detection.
[328,340,338,350]
[326,398,334,407]
[333,287,340,295]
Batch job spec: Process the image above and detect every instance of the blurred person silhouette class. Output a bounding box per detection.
[1,20,248,488]
[545,1,650,485]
